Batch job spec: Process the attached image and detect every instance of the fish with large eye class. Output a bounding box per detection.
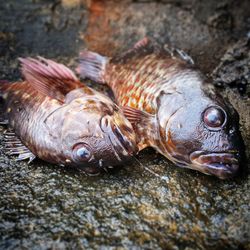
[0,57,138,175]
[78,37,245,179]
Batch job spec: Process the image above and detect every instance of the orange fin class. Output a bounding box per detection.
[19,57,80,103]
[123,106,156,151]
[77,51,108,83]
[122,106,152,125]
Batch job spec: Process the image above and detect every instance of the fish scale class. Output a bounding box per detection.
[108,59,160,112]
[110,53,183,113]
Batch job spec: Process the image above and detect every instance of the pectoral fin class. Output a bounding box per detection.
[122,106,156,151]
[3,130,36,163]
[122,106,152,125]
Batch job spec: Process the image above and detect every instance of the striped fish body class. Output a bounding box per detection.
[78,38,245,179]
[107,50,187,114]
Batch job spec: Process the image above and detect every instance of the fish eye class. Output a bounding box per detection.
[203,106,226,129]
[73,143,91,162]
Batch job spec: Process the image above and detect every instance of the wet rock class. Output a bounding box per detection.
[207,10,233,30]
[194,0,234,30]
[212,38,250,96]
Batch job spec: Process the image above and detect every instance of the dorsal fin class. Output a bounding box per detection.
[112,37,194,65]
[111,37,158,64]
[19,57,81,103]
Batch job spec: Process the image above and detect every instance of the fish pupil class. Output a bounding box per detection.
[77,147,90,159]
[204,107,225,128]
[73,143,92,162]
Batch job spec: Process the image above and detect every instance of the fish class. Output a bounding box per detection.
[77,37,245,179]
[0,57,138,175]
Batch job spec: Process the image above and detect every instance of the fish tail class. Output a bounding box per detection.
[77,51,108,84]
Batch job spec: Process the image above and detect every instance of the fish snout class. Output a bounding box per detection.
[190,151,240,179]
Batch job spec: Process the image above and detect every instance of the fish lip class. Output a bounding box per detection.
[100,116,137,160]
[109,132,136,160]
[111,123,137,156]
[189,150,240,179]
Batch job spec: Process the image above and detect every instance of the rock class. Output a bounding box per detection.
[212,38,250,96]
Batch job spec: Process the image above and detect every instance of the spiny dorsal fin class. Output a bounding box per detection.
[134,37,195,64]
[111,37,161,64]
[114,37,194,65]
[19,57,81,103]
[3,130,36,163]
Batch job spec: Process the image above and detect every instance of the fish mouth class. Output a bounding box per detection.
[112,125,137,155]
[189,151,240,179]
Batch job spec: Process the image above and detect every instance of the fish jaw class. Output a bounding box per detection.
[189,151,240,179]
[100,115,138,161]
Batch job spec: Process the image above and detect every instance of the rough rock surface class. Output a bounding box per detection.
[0,0,249,249]
[212,38,250,96]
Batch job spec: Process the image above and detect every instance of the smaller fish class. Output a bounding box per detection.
[77,37,245,179]
[0,57,137,175]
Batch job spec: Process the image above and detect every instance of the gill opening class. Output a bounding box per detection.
[155,105,188,167]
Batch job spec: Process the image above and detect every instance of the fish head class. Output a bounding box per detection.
[157,82,244,179]
[60,95,137,173]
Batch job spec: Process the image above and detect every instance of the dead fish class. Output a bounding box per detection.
[77,37,245,179]
[0,57,137,175]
